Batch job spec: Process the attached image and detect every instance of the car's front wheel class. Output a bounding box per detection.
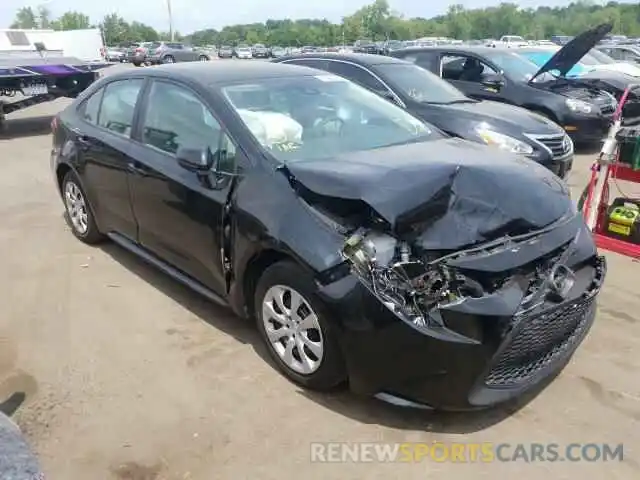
[255,260,346,390]
[62,171,103,244]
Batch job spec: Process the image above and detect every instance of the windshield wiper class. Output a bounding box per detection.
[425,99,476,105]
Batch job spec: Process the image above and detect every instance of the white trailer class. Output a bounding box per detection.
[0,28,104,61]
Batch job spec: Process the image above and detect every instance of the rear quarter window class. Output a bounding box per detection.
[97,79,144,137]
[79,87,105,124]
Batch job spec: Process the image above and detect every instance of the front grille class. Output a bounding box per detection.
[484,295,594,387]
[526,133,573,159]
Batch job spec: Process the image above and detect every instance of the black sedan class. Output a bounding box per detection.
[273,53,574,178]
[50,61,606,410]
[390,33,618,144]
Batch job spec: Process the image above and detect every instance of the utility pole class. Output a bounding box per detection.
[166,0,174,41]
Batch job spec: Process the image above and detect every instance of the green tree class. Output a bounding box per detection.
[37,6,52,29]
[51,11,91,31]
[10,7,38,29]
[9,1,640,46]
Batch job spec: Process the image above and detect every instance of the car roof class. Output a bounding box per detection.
[279,52,409,66]
[105,62,325,87]
[396,46,515,55]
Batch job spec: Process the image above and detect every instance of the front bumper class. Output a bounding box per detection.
[562,115,612,143]
[318,236,606,410]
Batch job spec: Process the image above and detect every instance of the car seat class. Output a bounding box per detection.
[459,59,484,82]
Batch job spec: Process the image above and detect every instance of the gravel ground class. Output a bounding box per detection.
[0,62,638,479]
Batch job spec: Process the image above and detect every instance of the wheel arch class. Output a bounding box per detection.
[239,249,299,320]
[55,162,73,193]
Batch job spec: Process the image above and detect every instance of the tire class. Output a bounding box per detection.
[254,260,346,390]
[163,55,175,64]
[61,171,104,244]
[132,61,142,67]
[198,55,209,61]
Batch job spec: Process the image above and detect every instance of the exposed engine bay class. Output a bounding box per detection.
[341,228,487,328]
[339,220,585,331]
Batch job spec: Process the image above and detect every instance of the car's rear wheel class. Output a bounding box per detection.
[163,55,175,64]
[62,171,103,244]
[198,55,208,61]
[255,261,346,390]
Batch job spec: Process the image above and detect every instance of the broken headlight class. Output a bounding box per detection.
[341,230,484,331]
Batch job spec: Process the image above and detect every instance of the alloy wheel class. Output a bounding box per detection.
[64,181,88,235]
[262,285,324,375]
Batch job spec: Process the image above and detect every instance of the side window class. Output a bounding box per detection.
[328,62,388,93]
[80,87,104,124]
[282,59,330,71]
[141,81,236,172]
[399,53,438,73]
[441,55,497,83]
[97,79,143,137]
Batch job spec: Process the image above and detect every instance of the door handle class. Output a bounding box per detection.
[127,162,148,176]
[71,129,91,147]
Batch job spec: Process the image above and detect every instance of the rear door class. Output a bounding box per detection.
[126,79,238,293]
[69,78,145,239]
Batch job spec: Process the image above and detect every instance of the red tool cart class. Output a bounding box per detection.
[580,84,640,259]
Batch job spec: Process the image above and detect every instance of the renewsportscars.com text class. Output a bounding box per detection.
[310,442,624,463]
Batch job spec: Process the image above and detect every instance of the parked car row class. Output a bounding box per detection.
[52,25,609,412]
[106,42,211,66]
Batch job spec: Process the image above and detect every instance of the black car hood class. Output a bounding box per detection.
[530,23,613,82]
[423,100,562,134]
[283,138,572,250]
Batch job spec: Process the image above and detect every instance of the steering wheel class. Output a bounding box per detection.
[311,116,346,137]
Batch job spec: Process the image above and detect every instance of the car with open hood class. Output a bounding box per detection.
[273,53,574,178]
[516,25,640,123]
[519,45,640,78]
[50,61,606,410]
[390,26,618,144]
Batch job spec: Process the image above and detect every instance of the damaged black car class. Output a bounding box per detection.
[50,62,606,410]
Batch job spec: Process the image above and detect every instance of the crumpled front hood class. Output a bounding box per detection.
[284,138,572,250]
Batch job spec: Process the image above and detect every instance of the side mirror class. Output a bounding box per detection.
[177,146,213,171]
[481,73,505,89]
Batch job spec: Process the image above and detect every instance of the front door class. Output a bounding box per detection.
[440,53,505,102]
[127,79,237,294]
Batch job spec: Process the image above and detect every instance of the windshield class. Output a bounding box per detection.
[587,49,616,64]
[485,50,554,82]
[221,74,441,162]
[519,50,587,77]
[376,63,470,103]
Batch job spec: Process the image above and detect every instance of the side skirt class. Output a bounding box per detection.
[107,232,229,308]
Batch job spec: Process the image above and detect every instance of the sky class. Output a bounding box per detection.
[0,1,622,34]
